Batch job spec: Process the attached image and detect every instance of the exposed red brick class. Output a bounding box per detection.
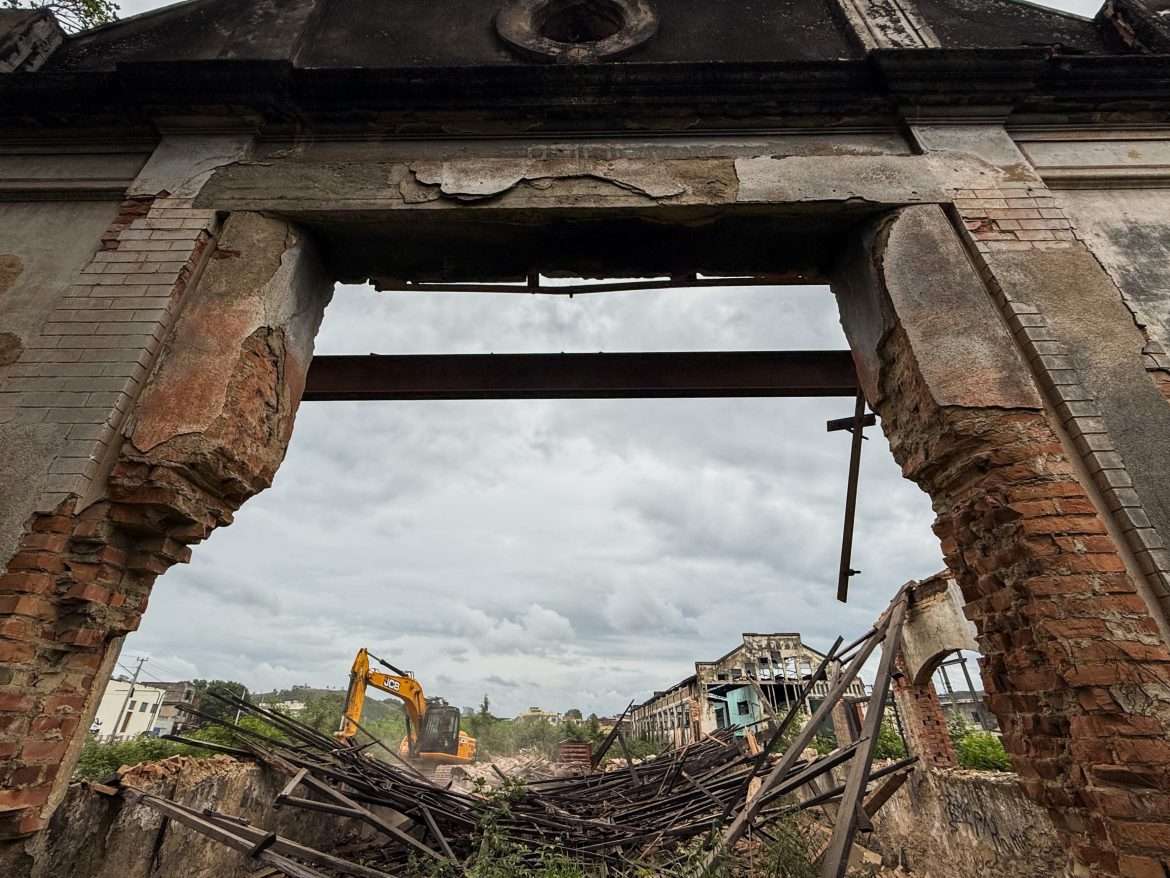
[892,654,957,768]
[0,572,53,595]
[872,322,1170,876]
[1151,370,1170,407]
[0,784,51,809]
[0,640,35,663]
[0,596,53,619]
[0,214,321,842]
[1119,854,1170,878]
[19,740,66,765]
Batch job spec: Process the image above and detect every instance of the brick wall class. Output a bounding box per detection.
[952,185,1170,626]
[0,210,328,859]
[0,196,214,511]
[0,196,215,839]
[875,318,1170,877]
[831,698,854,748]
[1141,341,1170,407]
[892,655,957,769]
[956,186,1075,253]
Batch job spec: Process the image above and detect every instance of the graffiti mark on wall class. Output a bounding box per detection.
[942,787,1032,862]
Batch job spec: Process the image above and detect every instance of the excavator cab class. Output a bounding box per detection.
[416,701,461,756]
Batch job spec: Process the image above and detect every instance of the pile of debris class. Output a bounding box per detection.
[447,750,572,791]
[109,591,914,878]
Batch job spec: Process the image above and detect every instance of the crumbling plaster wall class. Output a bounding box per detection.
[0,201,122,569]
[0,155,332,878]
[5,119,1170,876]
[865,768,1062,878]
[900,574,979,687]
[1056,187,1170,397]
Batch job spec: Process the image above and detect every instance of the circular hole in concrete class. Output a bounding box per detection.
[537,0,625,44]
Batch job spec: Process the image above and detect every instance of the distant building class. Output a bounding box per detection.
[630,633,867,749]
[937,690,997,731]
[930,652,998,731]
[264,700,307,716]
[516,706,562,725]
[91,679,167,742]
[596,716,624,734]
[149,681,197,737]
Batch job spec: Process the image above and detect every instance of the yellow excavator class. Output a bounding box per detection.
[336,648,477,766]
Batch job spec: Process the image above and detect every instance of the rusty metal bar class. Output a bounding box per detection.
[378,274,812,296]
[303,351,858,401]
[834,392,868,603]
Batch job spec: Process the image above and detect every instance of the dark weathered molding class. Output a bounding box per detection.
[0,9,63,73]
[1098,0,1170,53]
[0,50,1168,137]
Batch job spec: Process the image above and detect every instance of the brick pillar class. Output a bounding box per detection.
[0,203,330,870]
[892,655,957,769]
[830,699,853,747]
[835,204,1170,878]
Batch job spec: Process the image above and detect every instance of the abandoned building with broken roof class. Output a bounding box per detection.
[3,0,1170,875]
[630,634,868,750]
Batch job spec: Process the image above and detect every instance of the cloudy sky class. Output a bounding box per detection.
[116,0,1092,715]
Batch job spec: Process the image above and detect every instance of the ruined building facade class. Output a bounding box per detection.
[3,0,1170,874]
[631,634,866,750]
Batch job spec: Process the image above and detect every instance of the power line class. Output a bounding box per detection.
[119,653,192,680]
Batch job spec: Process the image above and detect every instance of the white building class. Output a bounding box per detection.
[91,680,167,742]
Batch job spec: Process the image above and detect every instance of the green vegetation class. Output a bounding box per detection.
[754,818,819,878]
[875,716,907,759]
[811,715,906,760]
[3,0,118,33]
[949,717,1011,771]
[405,783,593,878]
[75,684,658,779]
[74,715,282,780]
[461,709,657,762]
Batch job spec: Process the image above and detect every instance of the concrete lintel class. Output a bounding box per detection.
[196,149,1047,217]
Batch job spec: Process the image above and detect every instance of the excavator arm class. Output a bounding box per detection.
[337,648,428,748]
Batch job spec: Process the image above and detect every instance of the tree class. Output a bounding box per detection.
[564,708,582,720]
[4,0,119,33]
[479,694,491,718]
[189,679,248,724]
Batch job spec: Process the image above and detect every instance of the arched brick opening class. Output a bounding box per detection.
[834,205,1170,877]
[1,194,1168,878]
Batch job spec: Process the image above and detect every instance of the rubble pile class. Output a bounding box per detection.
[447,750,577,790]
[112,598,913,878]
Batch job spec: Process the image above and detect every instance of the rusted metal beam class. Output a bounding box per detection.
[303,351,857,401]
[834,392,869,603]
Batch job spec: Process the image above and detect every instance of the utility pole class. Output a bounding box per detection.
[113,656,147,742]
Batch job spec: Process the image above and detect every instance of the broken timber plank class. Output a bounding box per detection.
[819,593,909,878]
